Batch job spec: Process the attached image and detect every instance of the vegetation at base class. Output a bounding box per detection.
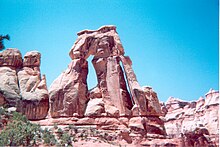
[0,107,122,146]
[0,107,56,146]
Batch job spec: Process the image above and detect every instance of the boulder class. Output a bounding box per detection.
[84,98,105,116]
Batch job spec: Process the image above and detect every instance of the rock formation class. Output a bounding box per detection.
[49,58,88,117]
[17,51,49,120]
[162,89,219,146]
[0,49,22,107]
[49,25,166,141]
[49,26,146,117]
[0,49,49,120]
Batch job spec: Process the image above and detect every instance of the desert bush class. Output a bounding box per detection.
[0,112,41,146]
[0,108,57,146]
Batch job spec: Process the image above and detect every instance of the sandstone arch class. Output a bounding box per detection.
[49,25,148,117]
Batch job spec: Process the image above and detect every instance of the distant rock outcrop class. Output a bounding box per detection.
[162,89,219,146]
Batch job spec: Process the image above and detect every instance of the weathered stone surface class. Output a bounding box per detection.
[17,51,49,120]
[0,48,22,67]
[0,49,49,120]
[180,127,216,147]
[106,56,132,116]
[120,55,147,116]
[129,117,145,130]
[23,51,41,67]
[46,26,167,144]
[0,49,22,107]
[142,86,162,116]
[49,58,88,117]
[0,66,21,106]
[163,89,219,146]
[84,98,104,116]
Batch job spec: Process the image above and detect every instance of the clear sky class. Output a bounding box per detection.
[0,0,218,102]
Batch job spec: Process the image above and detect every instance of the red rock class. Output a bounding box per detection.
[84,98,105,116]
[129,117,145,130]
[106,56,132,116]
[50,25,149,118]
[142,86,162,116]
[120,55,148,116]
[18,51,49,120]
[163,89,219,146]
[0,48,22,67]
[0,49,22,106]
[0,49,49,120]
[49,58,88,117]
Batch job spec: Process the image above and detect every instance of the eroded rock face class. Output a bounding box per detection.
[163,89,219,146]
[142,86,162,116]
[17,51,49,120]
[0,49,49,120]
[49,58,88,117]
[0,49,22,107]
[0,48,22,67]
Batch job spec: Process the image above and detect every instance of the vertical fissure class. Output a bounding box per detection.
[119,61,134,106]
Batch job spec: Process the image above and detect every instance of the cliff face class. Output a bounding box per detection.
[161,89,219,146]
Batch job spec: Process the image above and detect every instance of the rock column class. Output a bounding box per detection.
[17,51,49,120]
[120,55,148,116]
[0,48,22,107]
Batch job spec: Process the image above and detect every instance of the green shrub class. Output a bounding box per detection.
[60,132,72,146]
[0,112,41,146]
[42,128,57,145]
[0,109,57,146]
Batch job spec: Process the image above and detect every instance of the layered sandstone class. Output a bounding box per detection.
[0,49,49,120]
[162,89,219,146]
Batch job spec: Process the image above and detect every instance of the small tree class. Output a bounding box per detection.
[0,34,10,51]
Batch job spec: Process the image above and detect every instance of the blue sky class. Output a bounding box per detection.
[0,0,218,102]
